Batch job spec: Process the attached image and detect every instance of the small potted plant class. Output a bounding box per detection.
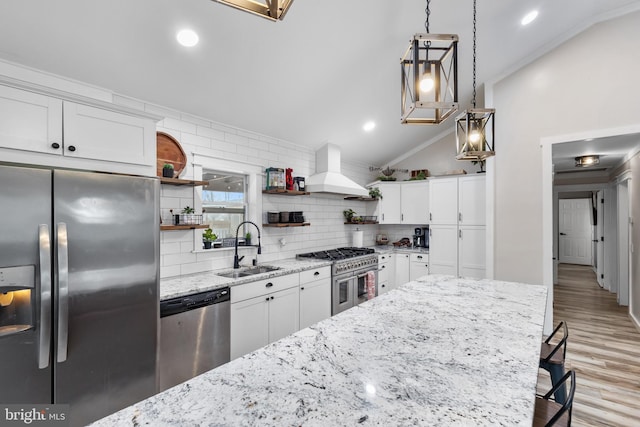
[343,209,356,223]
[202,228,217,249]
[162,163,174,178]
[368,187,382,200]
[245,232,252,246]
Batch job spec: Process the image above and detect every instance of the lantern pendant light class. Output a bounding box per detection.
[455,0,495,160]
[400,0,459,125]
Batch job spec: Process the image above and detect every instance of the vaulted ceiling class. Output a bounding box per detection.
[1,0,639,166]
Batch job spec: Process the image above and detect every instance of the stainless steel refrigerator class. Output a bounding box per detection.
[0,164,159,426]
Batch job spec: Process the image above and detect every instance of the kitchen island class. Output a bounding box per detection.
[92,275,547,426]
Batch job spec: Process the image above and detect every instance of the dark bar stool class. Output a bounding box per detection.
[539,321,569,404]
[533,370,576,427]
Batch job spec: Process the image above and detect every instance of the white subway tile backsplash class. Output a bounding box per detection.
[149,100,376,279]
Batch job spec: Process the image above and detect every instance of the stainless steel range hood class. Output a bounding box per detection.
[306,143,369,197]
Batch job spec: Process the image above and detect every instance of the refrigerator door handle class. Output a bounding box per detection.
[38,224,52,369]
[56,222,69,363]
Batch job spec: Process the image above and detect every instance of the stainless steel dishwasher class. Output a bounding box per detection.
[158,287,230,392]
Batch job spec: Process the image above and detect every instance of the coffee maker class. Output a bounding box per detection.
[412,226,429,248]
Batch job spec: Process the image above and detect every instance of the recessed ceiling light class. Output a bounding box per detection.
[176,29,199,47]
[363,121,376,132]
[521,10,538,26]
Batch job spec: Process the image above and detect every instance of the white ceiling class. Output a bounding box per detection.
[1,0,639,166]
[552,133,640,174]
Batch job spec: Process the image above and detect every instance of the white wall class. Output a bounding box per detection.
[492,11,640,290]
[114,95,378,278]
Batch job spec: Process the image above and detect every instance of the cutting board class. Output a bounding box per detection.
[156,132,187,178]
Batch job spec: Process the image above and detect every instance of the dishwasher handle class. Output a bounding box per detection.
[160,287,231,317]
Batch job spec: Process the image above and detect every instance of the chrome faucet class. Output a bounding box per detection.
[233,221,262,269]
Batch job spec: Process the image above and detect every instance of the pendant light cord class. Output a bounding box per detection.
[472,0,477,108]
[425,0,431,33]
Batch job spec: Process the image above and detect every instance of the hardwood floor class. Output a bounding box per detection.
[537,263,640,426]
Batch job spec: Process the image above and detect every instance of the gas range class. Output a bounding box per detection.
[297,247,378,276]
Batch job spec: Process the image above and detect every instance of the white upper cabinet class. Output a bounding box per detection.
[429,178,458,225]
[0,85,62,155]
[63,102,155,167]
[374,181,429,225]
[376,182,402,224]
[458,176,486,226]
[0,84,158,176]
[401,181,429,224]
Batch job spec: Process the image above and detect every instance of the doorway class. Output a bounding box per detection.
[541,125,640,332]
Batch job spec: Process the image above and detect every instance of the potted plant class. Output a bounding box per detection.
[162,163,174,178]
[202,228,217,249]
[245,232,252,246]
[368,187,382,200]
[343,209,356,223]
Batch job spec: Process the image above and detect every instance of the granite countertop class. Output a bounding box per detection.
[372,245,429,254]
[160,258,332,300]
[94,275,547,426]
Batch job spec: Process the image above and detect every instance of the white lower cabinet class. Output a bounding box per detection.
[428,225,458,276]
[377,254,391,295]
[299,266,331,329]
[230,273,299,360]
[394,253,410,288]
[409,253,429,280]
[458,226,486,279]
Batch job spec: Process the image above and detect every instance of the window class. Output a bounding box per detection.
[202,170,246,239]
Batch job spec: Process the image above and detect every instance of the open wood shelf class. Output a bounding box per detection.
[344,196,378,201]
[344,221,379,225]
[262,189,310,196]
[160,177,208,186]
[161,224,209,231]
[262,222,310,228]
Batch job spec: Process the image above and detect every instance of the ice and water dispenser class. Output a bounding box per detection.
[0,265,35,337]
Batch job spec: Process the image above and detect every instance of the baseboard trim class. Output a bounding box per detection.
[630,312,640,334]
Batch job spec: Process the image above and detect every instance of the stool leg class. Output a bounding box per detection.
[548,364,567,404]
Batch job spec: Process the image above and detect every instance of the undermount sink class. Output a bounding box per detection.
[216,265,280,279]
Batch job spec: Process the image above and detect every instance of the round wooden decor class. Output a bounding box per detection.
[156,132,187,178]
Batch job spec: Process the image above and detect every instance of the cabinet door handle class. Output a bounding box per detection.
[429,213,432,221]
[417,255,422,259]
[381,265,385,269]
[401,213,404,221]
[459,212,462,222]
[51,142,60,149]
[270,296,274,300]
[265,282,273,288]
[67,145,76,152]
[301,287,305,290]
[381,284,386,288]
[459,229,462,238]
[314,271,319,276]
[265,297,270,301]
[382,213,385,221]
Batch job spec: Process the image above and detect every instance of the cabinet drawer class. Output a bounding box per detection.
[410,253,428,263]
[231,273,299,303]
[378,253,391,263]
[299,266,331,283]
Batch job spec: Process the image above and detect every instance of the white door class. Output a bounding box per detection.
[558,199,593,265]
[604,186,618,292]
[596,191,605,287]
[617,180,630,306]
[401,181,429,224]
[428,225,458,275]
